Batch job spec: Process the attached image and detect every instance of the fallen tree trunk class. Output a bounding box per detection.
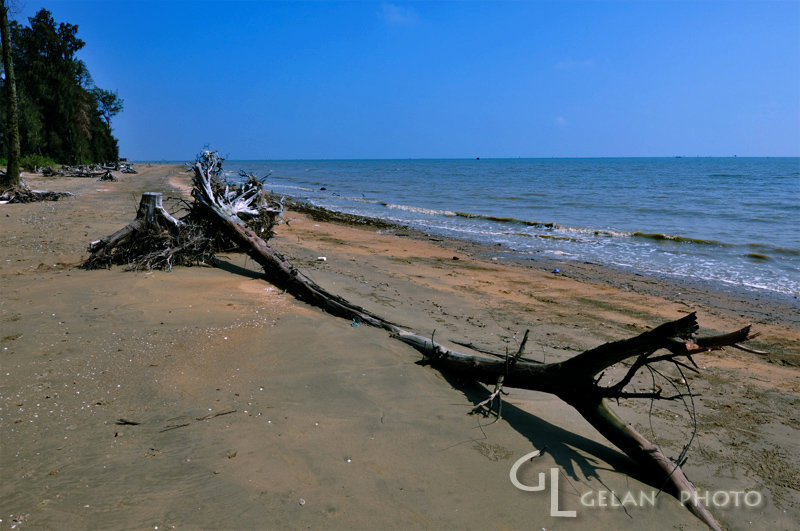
[0,182,74,204]
[88,151,761,529]
[198,199,399,331]
[189,156,758,529]
[189,154,399,331]
[82,159,282,271]
[394,319,750,529]
[41,163,128,178]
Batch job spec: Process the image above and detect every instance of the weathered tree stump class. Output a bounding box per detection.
[83,157,282,271]
[84,192,185,269]
[88,192,180,253]
[135,192,181,228]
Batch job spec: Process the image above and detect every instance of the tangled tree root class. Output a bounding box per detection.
[83,192,210,270]
[40,161,136,177]
[0,183,74,204]
[82,151,281,270]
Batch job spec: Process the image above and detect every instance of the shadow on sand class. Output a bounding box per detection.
[438,370,650,489]
[213,256,661,498]
[213,258,265,280]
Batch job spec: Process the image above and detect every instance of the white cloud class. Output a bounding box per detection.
[380,3,418,25]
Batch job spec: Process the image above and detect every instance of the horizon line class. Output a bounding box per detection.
[132,155,800,163]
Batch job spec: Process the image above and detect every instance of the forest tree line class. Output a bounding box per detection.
[1,8,122,167]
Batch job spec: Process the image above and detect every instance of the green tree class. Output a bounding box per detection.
[91,88,123,128]
[14,9,86,162]
[1,8,121,164]
[0,0,20,187]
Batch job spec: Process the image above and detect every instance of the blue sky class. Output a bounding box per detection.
[10,0,800,159]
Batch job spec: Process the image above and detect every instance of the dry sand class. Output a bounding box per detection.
[1,165,798,530]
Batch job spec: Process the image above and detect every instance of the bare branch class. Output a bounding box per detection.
[604,390,692,401]
[86,150,767,530]
[513,329,529,362]
[733,343,768,355]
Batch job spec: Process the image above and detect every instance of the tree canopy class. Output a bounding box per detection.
[0,8,122,165]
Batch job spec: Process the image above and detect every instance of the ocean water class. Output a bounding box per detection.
[225,158,800,297]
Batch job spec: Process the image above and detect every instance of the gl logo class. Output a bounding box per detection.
[509,450,577,518]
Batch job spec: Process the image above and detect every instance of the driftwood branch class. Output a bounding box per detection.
[0,183,73,204]
[402,318,757,529]
[39,161,136,177]
[83,154,281,270]
[190,153,400,332]
[190,153,764,529]
[87,151,764,530]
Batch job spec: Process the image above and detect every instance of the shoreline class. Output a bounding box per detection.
[2,164,798,529]
[281,193,800,334]
[225,156,799,300]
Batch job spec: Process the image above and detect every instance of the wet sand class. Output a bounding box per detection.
[1,165,798,530]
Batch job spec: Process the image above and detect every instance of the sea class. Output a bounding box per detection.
[223,158,800,298]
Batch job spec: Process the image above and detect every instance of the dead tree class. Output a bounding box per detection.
[120,162,137,174]
[0,176,74,203]
[190,153,759,529]
[38,163,131,178]
[84,192,187,269]
[395,317,758,530]
[83,152,281,270]
[0,166,73,204]
[87,151,762,529]
[189,153,397,330]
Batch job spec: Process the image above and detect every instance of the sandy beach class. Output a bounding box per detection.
[1,165,798,530]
